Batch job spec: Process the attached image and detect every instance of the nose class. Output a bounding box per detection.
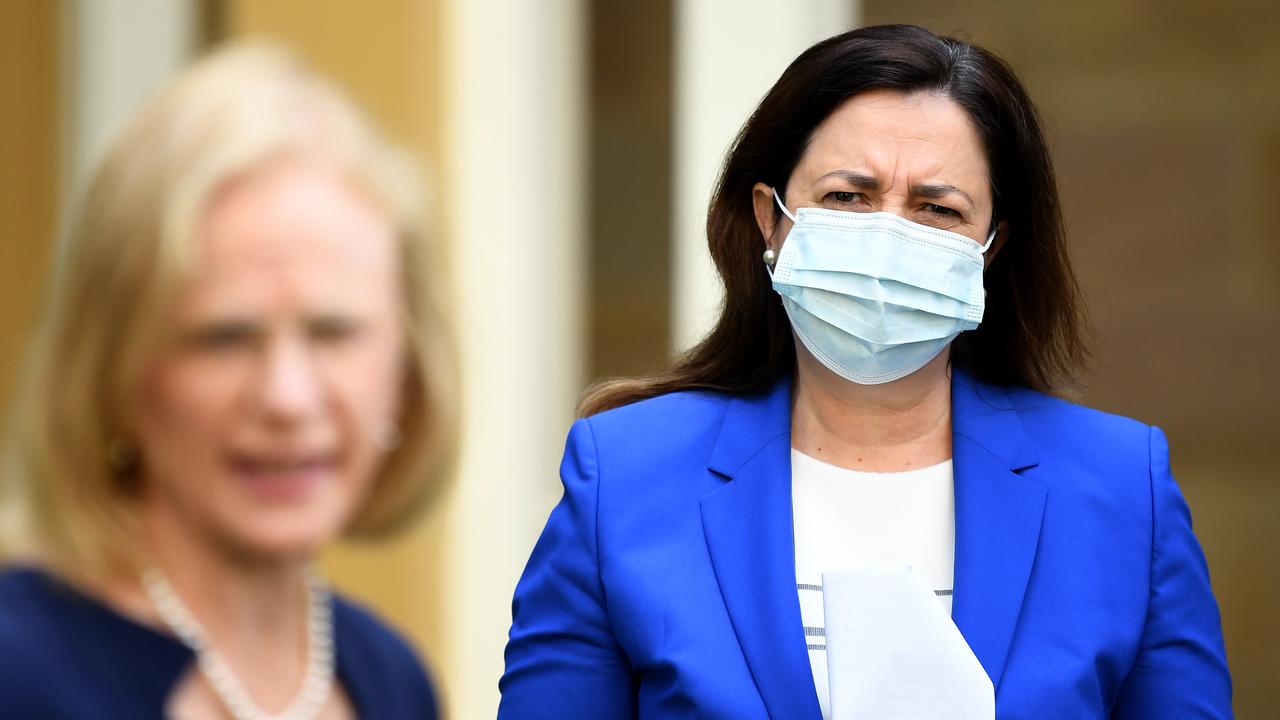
[254,334,326,426]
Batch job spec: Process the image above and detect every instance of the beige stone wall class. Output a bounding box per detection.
[0,3,57,421]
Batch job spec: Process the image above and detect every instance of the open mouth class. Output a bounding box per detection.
[227,451,340,503]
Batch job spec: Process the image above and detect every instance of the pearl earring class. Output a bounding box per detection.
[762,249,777,266]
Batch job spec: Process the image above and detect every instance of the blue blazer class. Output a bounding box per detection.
[499,371,1231,719]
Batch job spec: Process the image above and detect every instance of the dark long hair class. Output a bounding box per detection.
[581,24,1088,416]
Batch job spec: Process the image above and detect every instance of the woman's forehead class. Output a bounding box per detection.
[795,89,990,199]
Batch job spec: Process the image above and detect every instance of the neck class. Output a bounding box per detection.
[95,494,318,712]
[140,500,309,643]
[791,347,954,472]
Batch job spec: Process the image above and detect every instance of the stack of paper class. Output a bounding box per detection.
[822,568,993,719]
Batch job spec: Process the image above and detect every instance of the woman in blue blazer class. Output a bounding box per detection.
[500,25,1231,719]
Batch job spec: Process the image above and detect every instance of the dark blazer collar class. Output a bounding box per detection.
[701,368,1047,718]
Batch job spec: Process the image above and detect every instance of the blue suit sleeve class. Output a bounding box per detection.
[498,418,636,719]
[1112,426,1233,718]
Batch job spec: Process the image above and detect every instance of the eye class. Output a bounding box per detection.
[825,191,862,204]
[923,203,959,217]
[308,316,362,343]
[187,322,258,351]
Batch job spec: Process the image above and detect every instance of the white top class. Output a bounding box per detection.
[791,449,956,720]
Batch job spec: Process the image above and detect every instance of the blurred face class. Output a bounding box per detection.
[753,88,998,256]
[132,158,405,563]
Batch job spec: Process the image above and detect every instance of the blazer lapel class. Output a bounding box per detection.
[698,371,1046,713]
[701,378,823,720]
[950,370,1047,691]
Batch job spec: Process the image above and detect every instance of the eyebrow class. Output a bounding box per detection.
[911,183,975,210]
[817,170,880,190]
[816,170,976,211]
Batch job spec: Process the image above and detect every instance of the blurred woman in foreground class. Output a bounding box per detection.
[0,43,455,719]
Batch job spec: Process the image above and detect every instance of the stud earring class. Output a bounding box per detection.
[107,437,138,470]
[762,249,777,266]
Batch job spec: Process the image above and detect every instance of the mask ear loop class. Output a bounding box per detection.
[980,207,1002,252]
[772,187,798,223]
[765,188,796,280]
[980,226,997,253]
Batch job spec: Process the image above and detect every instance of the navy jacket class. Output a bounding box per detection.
[0,567,438,718]
[499,370,1231,718]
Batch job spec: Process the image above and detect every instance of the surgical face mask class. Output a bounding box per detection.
[767,189,995,385]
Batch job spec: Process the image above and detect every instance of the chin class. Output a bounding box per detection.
[216,501,355,565]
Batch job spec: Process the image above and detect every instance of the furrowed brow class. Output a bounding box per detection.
[817,170,880,190]
[911,183,975,210]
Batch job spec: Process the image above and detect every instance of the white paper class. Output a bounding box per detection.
[822,568,993,719]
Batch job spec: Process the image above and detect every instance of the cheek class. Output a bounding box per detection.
[134,358,243,478]
[326,333,407,428]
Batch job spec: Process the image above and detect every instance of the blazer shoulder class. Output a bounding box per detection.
[582,388,734,448]
[0,568,84,706]
[333,592,430,678]
[1004,385,1152,442]
[0,567,67,649]
[1001,385,1161,490]
[570,389,740,498]
[332,593,438,716]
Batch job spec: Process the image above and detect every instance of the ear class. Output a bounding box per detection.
[983,219,1009,271]
[751,182,787,253]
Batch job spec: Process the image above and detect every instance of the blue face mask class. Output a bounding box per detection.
[768,189,995,385]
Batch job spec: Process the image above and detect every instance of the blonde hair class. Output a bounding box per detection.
[0,42,457,579]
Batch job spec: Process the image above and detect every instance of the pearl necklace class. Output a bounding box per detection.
[142,567,335,720]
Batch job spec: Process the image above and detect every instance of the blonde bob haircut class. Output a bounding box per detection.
[0,42,457,580]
